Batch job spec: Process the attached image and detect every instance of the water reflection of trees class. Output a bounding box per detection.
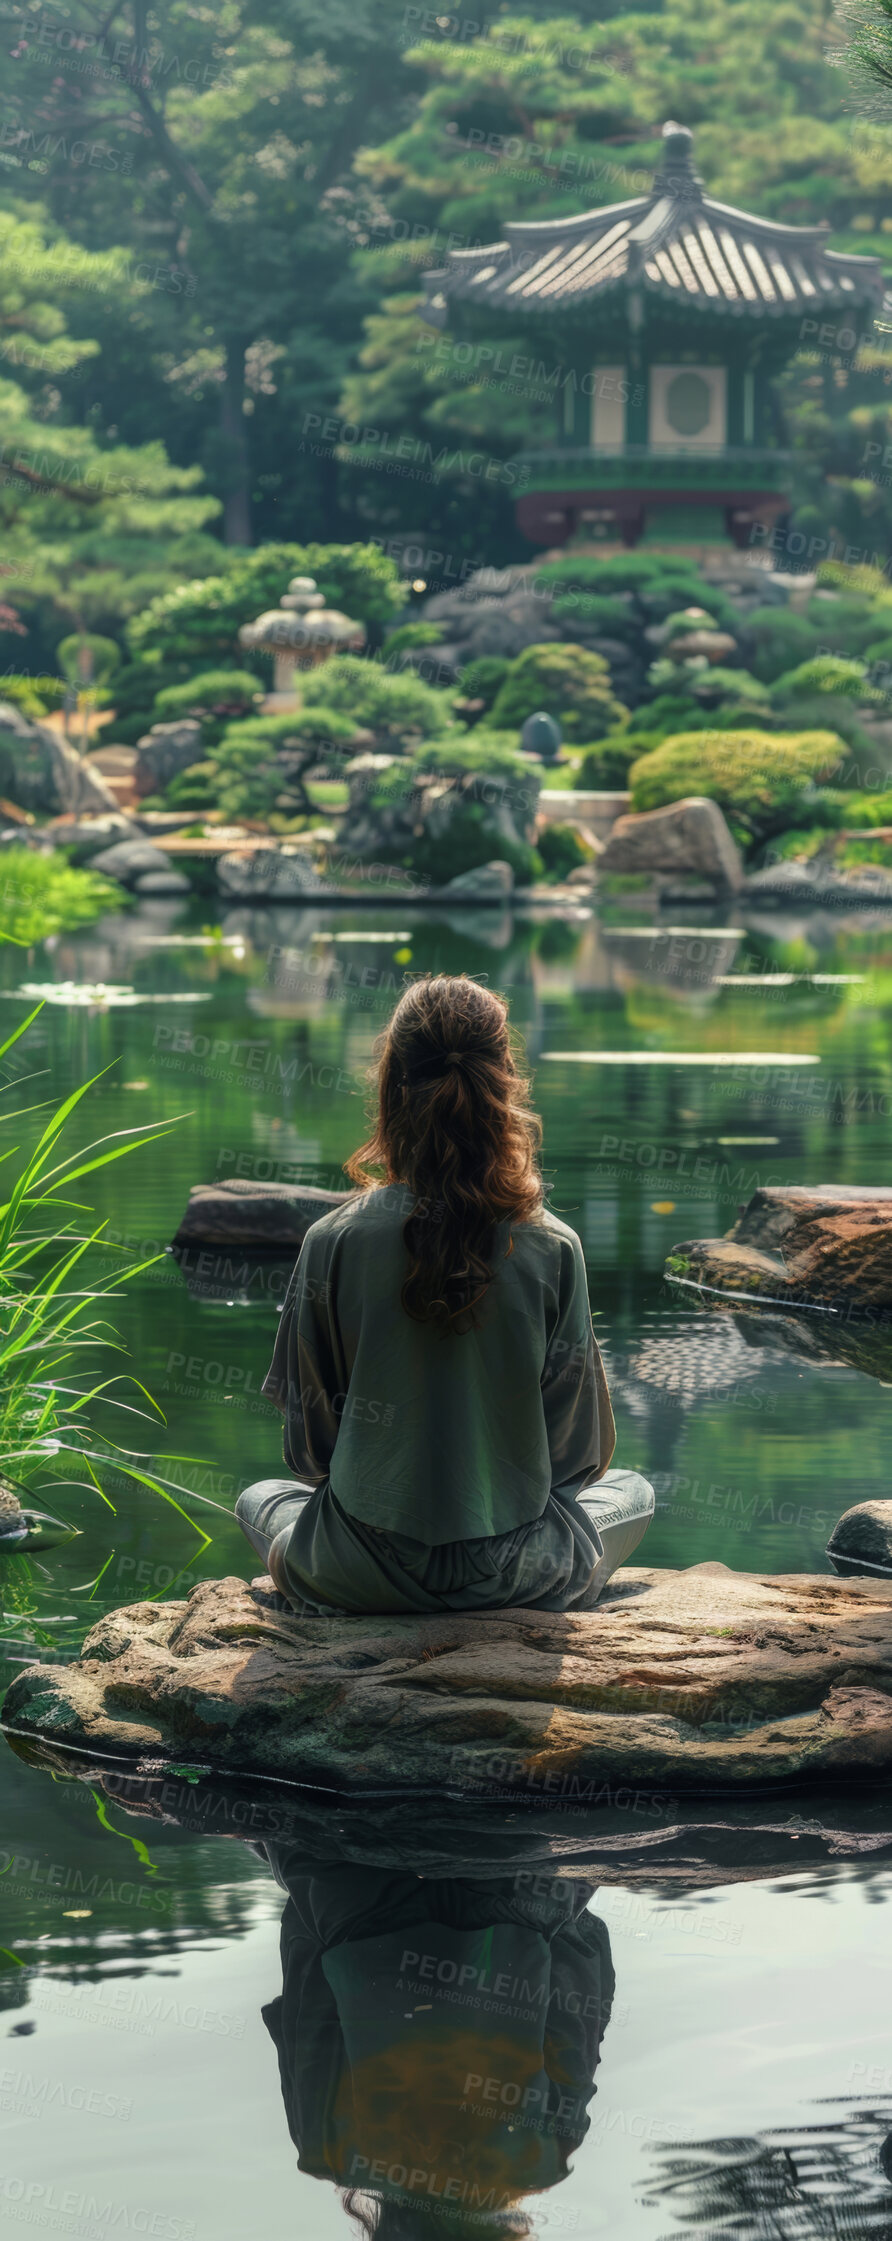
[645,2109,892,2238]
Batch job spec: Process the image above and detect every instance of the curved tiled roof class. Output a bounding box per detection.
[423,123,886,323]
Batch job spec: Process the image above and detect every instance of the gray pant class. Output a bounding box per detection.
[235,1469,654,1616]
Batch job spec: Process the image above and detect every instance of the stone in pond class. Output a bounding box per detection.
[599,795,743,890]
[133,870,191,896]
[216,846,332,899]
[446,859,514,896]
[173,1178,349,1248]
[4,1562,892,1793]
[0,1473,79,1552]
[86,838,175,887]
[667,1184,892,1310]
[827,1501,892,1579]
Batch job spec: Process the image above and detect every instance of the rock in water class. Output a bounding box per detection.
[86,839,175,887]
[216,845,332,899]
[4,1564,892,1791]
[173,1179,349,1248]
[599,796,743,890]
[446,860,515,896]
[0,1473,79,1552]
[667,1185,892,1310]
[827,1501,892,1578]
[133,870,191,896]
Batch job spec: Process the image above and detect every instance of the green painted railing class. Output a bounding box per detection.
[517,447,793,494]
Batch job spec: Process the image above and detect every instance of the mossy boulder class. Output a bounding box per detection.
[667,1185,892,1311]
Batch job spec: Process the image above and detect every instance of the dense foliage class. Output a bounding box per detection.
[0,0,889,695]
[630,728,849,843]
[0,850,121,941]
[489,645,628,740]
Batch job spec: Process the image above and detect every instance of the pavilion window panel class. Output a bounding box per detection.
[649,365,728,450]
[590,368,627,450]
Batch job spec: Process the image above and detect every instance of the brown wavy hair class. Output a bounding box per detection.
[345,976,542,1333]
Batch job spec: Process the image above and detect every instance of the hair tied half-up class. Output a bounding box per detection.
[345,975,542,1334]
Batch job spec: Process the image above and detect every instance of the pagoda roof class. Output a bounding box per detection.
[423,123,886,325]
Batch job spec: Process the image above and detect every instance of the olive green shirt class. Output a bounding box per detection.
[263,1185,615,1546]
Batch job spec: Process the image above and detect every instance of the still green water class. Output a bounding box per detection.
[0,893,890,2239]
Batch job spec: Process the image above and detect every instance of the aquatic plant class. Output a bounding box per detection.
[0,848,120,943]
[0,1004,210,1561]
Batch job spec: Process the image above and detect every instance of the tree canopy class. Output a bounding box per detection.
[0,0,891,681]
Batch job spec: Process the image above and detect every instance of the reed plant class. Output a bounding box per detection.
[0,1003,211,1570]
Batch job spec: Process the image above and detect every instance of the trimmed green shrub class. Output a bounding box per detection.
[382,622,445,664]
[825,787,892,826]
[549,592,637,639]
[745,608,820,684]
[457,657,511,711]
[770,656,875,706]
[207,709,360,822]
[490,644,627,742]
[164,761,217,810]
[803,596,883,657]
[577,734,647,788]
[660,608,722,640]
[415,729,537,803]
[127,542,407,669]
[537,822,593,881]
[630,728,847,844]
[301,654,452,744]
[152,669,263,746]
[765,826,892,870]
[688,667,769,706]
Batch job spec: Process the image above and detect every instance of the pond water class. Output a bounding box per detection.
[1,892,891,2239]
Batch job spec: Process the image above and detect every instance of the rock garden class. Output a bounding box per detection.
[4,539,892,930]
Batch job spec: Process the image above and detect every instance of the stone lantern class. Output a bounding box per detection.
[238,576,366,701]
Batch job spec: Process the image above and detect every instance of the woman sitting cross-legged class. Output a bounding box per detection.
[236,974,653,1615]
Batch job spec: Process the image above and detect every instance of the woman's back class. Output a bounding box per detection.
[263,1185,614,1545]
[236,972,649,1618]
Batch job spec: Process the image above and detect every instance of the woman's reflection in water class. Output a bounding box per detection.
[258,1848,615,2239]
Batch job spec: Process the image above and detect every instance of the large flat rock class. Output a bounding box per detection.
[4,1563,892,1796]
[173,1178,349,1247]
[667,1184,892,1310]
